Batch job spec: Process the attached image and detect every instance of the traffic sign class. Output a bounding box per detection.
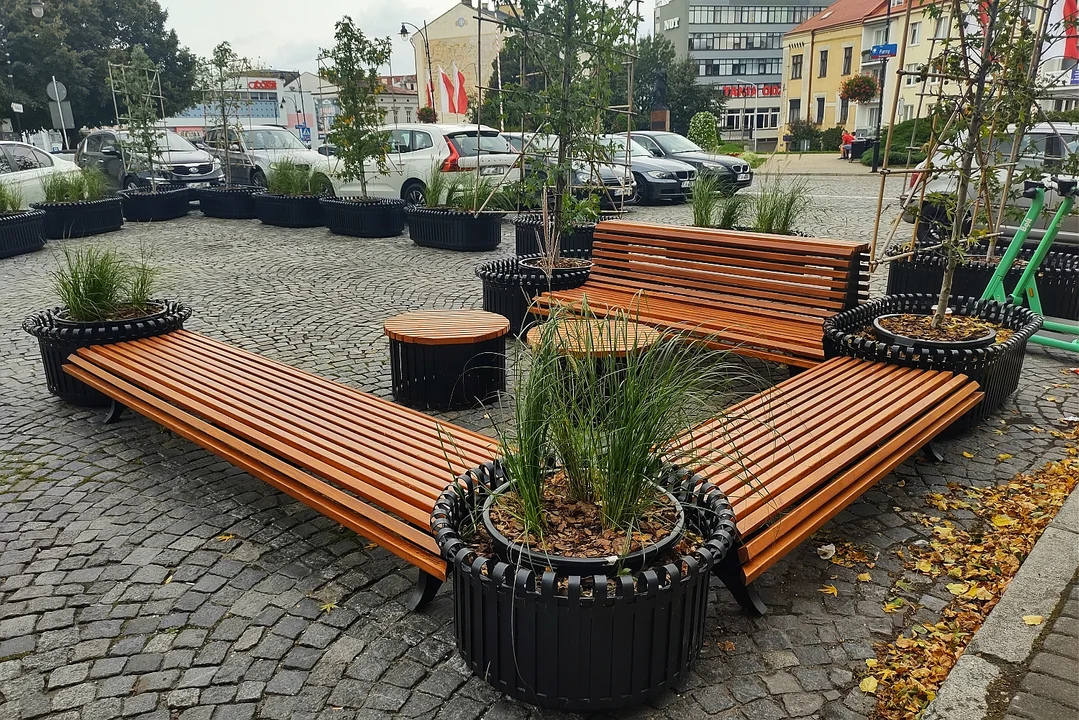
[296,125,311,144]
[46,80,67,102]
[870,43,897,59]
[10,102,22,113]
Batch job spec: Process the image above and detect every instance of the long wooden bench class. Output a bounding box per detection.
[62,330,497,610]
[63,332,979,617]
[535,220,870,368]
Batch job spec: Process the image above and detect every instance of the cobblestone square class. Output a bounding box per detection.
[1,173,1076,719]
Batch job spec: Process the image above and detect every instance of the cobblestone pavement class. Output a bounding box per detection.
[1,174,1076,720]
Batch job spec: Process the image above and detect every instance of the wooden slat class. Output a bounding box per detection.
[384,310,509,345]
[594,220,869,257]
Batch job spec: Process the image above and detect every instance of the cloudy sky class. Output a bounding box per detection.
[160,0,656,75]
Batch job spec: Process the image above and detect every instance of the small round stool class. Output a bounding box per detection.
[524,317,662,358]
[384,310,510,409]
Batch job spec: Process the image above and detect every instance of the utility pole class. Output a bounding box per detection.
[870,0,892,173]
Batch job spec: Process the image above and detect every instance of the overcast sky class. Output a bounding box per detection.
[159,0,656,76]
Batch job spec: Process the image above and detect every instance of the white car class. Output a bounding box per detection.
[0,141,80,207]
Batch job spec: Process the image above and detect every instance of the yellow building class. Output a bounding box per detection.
[780,0,887,151]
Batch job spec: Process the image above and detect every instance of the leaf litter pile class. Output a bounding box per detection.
[864,425,1078,720]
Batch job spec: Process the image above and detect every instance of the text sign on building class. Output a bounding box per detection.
[870,44,897,59]
[247,79,278,90]
[1072,66,1079,86]
[722,83,781,98]
[663,17,680,30]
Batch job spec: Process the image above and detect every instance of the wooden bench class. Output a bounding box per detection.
[62,330,497,610]
[534,220,870,368]
[673,356,983,614]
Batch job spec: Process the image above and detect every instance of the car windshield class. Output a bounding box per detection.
[119,131,196,152]
[605,137,651,157]
[654,134,704,153]
[447,132,515,156]
[242,129,306,151]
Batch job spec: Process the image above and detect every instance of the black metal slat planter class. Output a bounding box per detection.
[196,186,259,219]
[513,215,596,258]
[0,210,46,259]
[431,461,738,712]
[29,198,124,240]
[388,335,507,410]
[22,300,192,407]
[405,206,503,251]
[118,187,191,222]
[822,294,1042,432]
[252,193,324,228]
[475,255,591,336]
[885,244,1079,321]
[321,197,406,238]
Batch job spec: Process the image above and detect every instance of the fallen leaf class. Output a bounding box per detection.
[947,582,970,595]
[216,533,234,542]
[320,602,337,613]
[865,658,878,668]
[915,559,934,574]
[718,640,736,652]
[817,544,836,560]
[962,451,975,459]
[859,676,879,694]
[1022,615,1044,626]
[997,453,1014,462]
[883,597,906,613]
[819,584,838,596]
[858,572,872,582]
[991,514,1017,527]
[164,575,172,584]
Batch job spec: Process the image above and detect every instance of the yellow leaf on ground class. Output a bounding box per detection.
[859,676,879,694]
[718,640,736,652]
[858,572,872,582]
[947,582,970,595]
[819,584,838,596]
[997,453,1014,462]
[915,559,934,574]
[865,658,878,668]
[962,451,975,458]
[992,514,1017,527]
[1022,615,1044,626]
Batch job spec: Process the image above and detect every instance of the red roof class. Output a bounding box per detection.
[865,0,942,20]
[790,0,888,33]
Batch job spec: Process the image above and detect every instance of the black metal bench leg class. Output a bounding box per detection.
[922,441,944,463]
[787,365,805,378]
[104,400,126,424]
[407,570,443,611]
[714,553,767,616]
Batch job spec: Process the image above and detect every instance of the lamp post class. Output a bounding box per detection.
[400,21,435,111]
[870,0,892,173]
[727,79,759,150]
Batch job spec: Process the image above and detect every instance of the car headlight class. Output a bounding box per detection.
[574,171,590,183]
[701,161,728,171]
[646,171,675,180]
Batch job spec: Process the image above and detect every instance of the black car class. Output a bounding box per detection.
[629,131,752,194]
[76,129,223,191]
[601,135,697,204]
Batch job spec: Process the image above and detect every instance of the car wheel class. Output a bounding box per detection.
[123,176,141,191]
[313,173,335,197]
[250,169,267,188]
[631,173,647,205]
[402,181,426,206]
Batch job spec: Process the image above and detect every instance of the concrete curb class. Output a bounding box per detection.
[922,489,1079,720]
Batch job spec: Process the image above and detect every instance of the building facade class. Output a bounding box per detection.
[302,72,419,144]
[654,0,828,148]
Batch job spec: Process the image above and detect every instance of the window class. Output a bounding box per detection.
[933,15,949,39]
[0,151,11,174]
[31,148,54,167]
[791,54,803,79]
[690,32,784,51]
[839,97,850,123]
[413,131,433,150]
[688,5,827,25]
[815,96,825,124]
[818,50,828,77]
[405,108,412,122]
[904,63,919,86]
[8,144,48,171]
[99,134,119,153]
[788,99,801,121]
[698,58,780,76]
[634,135,661,153]
[909,22,921,45]
[389,129,413,153]
[842,47,853,75]
[872,28,887,46]
[84,135,102,153]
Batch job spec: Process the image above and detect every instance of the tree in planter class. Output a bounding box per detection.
[109,47,167,192]
[197,42,252,187]
[688,111,720,152]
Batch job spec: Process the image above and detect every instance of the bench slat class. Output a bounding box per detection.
[595,221,868,257]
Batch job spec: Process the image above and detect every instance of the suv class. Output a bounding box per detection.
[501,132,634,208]
[900,123,1079,247]
[202,125,333,189]
[76,129,223,190]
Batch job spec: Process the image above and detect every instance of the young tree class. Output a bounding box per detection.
[109,47,165,192]
[319,17,392,199]
[197,42,251,186]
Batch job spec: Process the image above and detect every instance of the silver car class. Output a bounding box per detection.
[201,125,333,189]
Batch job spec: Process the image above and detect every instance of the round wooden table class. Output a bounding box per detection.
[384,310,510,409]
[524,317,663,358]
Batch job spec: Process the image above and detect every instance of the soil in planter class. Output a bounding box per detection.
[875,314,1013,344]
[488,471,679,560]
[59,304,158,323]
[519,257,592,271]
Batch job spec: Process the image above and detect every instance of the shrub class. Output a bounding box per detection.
[715,194,749,230]
[50,245,158,322]
[786,118,822,150]
[688,111,719,152]
[690,173,721,228]
[861,150,927,167]
[0,182,23,214]
[42,168,110,204]
[839,73,879,103]
[885,118,933,155]
[266,160,319,196]
[715,142,745,155]
[750,176,814,235]
[417,106,437,123]
[820,126,845,153]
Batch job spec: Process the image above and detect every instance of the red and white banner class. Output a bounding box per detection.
[452,62,468,115]
[438,66,456,115]
[1046,0,1079,61]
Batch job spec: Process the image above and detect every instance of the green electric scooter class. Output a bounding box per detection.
[981,176,1079,353]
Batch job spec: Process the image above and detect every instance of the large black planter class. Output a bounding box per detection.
[196,186,259,219]
[431,461,737,711]
[513,215,596,259]
[22,300,192,407]
[29,197,124,240]
[823,294,1042,432]
[0,210,46,259]
[405,206,503,251]
[118,187,191,222]
[476,255,592,335]
[885,244,1079,321]
[321,197,406,238]
[252,193,324,228]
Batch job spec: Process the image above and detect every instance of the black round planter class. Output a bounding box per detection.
[252,193,324,228]
[118,187,191,222]
[823,294,1042,432]
[513,215,596,259]
[432,460,737,711]
[22,300,192,407]
[0,210,46,259]
[29,197,124,240]
[321,197,406,238]
[885,244,1079,321]
[475,254,592,336]
[483,479,685,575]
[405,206,503,251]
[196,186,259,219]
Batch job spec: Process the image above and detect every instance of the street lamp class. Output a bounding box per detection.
[30,1,45,19]
[727,79,759,151]
[400,21,435,110]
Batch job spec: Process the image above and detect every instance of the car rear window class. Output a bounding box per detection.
[447,132,514,156]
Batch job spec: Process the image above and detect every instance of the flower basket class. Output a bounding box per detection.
[840,74,880,103]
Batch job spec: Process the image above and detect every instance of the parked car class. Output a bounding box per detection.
[600,134,696,204]
[628,131,753,195]
[900,122,1079,247]
[500,131,634,209]
[0,141,80,206]
[75,129,223,191]
[202,125,332,190]
[316,144,337,156]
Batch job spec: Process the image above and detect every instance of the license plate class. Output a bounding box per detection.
[614,188,629,196]
[681,180,690,189]
[189,182,210,188]
[737,173,751,181]
[480,166,504,176]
